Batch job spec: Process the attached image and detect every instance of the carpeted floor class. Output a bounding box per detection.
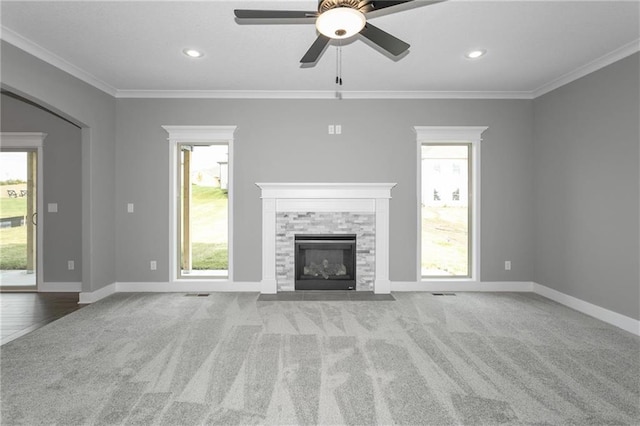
[1,291,638,425]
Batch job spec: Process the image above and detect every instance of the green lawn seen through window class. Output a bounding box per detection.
[190,184,228,270]
[0,193,27,269]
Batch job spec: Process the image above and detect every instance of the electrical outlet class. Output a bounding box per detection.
[335,124,342,134]
[505,261,511,271]
[48,203,58,213]
[150,260,157,270]
[68,260,74,270]
[328,125,335,134]
[127,203,134,213]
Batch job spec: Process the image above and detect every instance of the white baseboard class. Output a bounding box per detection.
[74,279,640,336]
[78,282,116,304]
[116,281,260,293]
[260,279,278,294]
[40,282,82,292]
[78,282,261,303]
[374,279,391,294]
[391,280,638,335]
[391,281,533,292]
[533,283,640,336]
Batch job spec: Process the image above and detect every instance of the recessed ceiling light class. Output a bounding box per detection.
[465,49,486,59]
[183,48,204,58]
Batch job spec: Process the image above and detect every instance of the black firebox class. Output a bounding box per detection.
[294,234,356,290]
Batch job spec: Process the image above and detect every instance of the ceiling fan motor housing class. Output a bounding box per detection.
[318,0,373,14]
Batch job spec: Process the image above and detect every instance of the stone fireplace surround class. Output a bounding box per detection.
[257,183,396,294]
[278,213,374,291]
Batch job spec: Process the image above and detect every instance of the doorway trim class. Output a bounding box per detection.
[414,126,487,283]
[162,125,236,285]
[0,132,45,291]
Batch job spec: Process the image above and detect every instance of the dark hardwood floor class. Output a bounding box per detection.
[0,292,84,345]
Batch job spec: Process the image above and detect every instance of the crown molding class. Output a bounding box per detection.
[0,25,117,97]
[533,38,640,98]
[114,89,534,100]
[2,24,637,101]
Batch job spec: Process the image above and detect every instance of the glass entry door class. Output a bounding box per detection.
[0,150,38,290]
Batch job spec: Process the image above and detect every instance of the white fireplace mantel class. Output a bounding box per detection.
[257,182,396,294]
[258,182,396,199]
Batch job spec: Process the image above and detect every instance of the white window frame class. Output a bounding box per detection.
[162,125,236,283]
[414,126,487,282]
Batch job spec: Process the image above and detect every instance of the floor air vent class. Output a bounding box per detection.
[185,293,210,297]
[432,293,456,296]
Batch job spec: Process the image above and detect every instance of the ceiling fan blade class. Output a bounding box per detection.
[300,34,331,63]
[368,1,415,11]
[234,10,317,19]
[366,1,444,15]
[359,23,409,56]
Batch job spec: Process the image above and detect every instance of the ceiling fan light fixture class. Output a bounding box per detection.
[316,7,366,39]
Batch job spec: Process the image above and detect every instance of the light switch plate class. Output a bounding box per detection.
[48,203,58,213]
[127,203,134,213]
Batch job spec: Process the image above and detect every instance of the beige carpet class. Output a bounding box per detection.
[1,292,638,425]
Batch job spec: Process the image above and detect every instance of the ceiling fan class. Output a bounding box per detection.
[234,0,443,64]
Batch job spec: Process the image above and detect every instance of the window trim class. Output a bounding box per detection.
[162,125,236,283]
[414,126,487,282]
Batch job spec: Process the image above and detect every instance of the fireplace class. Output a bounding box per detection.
[256,183,395,294]
[295,234,356,290]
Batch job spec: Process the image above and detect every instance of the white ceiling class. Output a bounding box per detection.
[1,0,639,98]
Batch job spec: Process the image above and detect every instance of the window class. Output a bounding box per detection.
[0,133,44,290]
[421,144,471,277]
[163,126,236,282]
[178,144,228,278]
[415,126,486,281]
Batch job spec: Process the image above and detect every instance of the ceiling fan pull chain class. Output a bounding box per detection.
[339,43,343,85]
[335,44,340,85]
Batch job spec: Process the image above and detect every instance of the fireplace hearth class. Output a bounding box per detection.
[295,234,356,290]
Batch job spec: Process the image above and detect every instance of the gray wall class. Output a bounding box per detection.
[1,41,117,292]
[1,94,82,282]
[8,41,638,323]
[115,98,535,283]
[533,53,640,320]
